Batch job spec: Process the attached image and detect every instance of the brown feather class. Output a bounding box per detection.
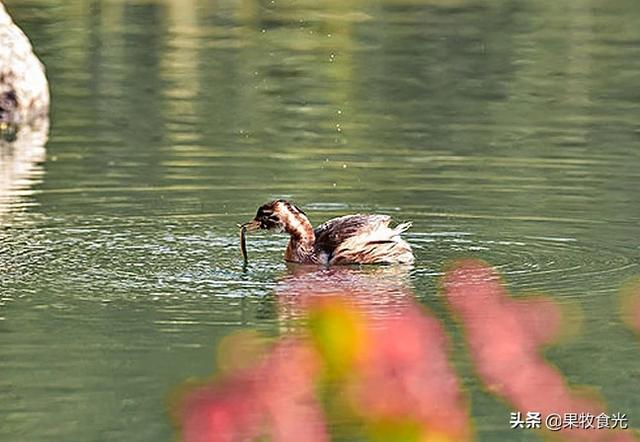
[313,215,390,255]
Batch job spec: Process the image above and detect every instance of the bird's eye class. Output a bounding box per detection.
[259,214,280,229]
[261,215,278,224]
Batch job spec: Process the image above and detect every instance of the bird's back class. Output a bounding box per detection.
[313,214,414,265]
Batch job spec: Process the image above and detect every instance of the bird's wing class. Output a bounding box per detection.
[313,214,391,255]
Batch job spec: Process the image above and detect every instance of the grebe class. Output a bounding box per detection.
[0,2,49,128]
[241,200,414,265]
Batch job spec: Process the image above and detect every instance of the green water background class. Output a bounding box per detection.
[1,0,639,440]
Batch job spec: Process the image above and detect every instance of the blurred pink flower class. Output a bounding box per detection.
[443,259,636,442]
[349,303,471,441]
[179,339,328,442]
[176,263,639,441]
[176,266,473,441]
[283,267,471,441]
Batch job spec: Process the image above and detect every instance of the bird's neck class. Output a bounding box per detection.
[281,209,315,244]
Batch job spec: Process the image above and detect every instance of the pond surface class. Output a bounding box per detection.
[1,0,640,440]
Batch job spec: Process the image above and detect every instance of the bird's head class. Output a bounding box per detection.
[240,200,305,233]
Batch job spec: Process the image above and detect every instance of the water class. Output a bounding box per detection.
[1,0,640,440]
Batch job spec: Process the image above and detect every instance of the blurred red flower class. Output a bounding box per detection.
[347,304,471,441]
[443,259,636,442]
[176,267,472,442]
[179,338,327,442]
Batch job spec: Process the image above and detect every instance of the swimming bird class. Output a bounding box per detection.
[241,200,414,265]
[0,2,49,128]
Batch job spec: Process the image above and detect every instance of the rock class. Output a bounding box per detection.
[0,1,49,127]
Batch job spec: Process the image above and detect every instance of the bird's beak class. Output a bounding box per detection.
[238,220,260,232]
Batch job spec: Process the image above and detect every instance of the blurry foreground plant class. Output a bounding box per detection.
[443,259,638,442]
[173,268,470,442]
[173,262,639,442]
